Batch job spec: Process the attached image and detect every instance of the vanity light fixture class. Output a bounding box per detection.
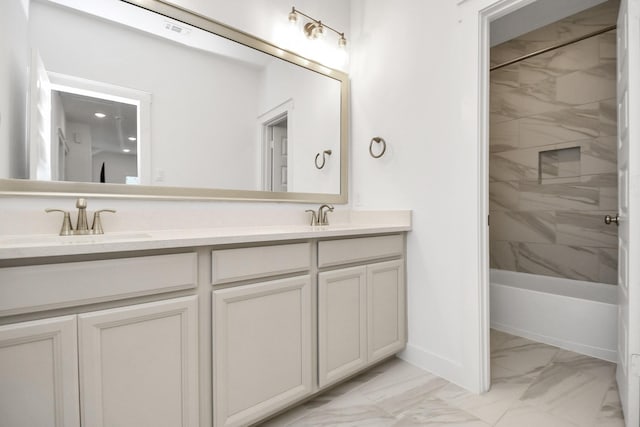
[94,112,107,118]
[128,136,137,141]
[122,148,131,153]
[288,7,347,48]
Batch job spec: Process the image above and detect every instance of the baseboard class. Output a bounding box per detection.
[491,322,617,363]
[398,343,469,390]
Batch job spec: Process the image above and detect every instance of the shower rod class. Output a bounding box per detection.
[490,24,617,72]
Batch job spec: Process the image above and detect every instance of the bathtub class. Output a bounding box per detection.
[490,269,617,362]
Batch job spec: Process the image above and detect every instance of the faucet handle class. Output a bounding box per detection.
[45,209,73,235]
[305,209,318,226]
[91,209,116,235]
[76,198,87,209]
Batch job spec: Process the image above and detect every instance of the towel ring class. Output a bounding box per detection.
[369,137,386,158]
[315,149,332,169]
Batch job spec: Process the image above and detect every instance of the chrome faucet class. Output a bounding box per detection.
[317,204,334,226]
[46,198,116,236]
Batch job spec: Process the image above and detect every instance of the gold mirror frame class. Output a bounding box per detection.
[0,0,349,203]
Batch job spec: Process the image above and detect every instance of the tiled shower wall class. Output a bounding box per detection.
[489,0,619,284]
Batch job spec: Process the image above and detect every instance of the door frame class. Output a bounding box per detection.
[474,0,610,393]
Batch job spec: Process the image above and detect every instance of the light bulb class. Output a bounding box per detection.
[288,8,297,24]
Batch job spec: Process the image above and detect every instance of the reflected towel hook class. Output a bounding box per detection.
[369,137,386,158]
[315,149,332,169]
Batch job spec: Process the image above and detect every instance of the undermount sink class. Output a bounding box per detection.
[0,232,153,247]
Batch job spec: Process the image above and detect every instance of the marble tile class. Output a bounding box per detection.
[593,381,625,427]
[491,335,559,376]
[490,119,519,153]
[435,365,533,425]
[519,181,599,211]
[556,62,616,105]
[599,98,618,137]
[490,148,540,181]
[490,211,555,244]
[517,242,600,282]
[519,37,600,85]
[356,358,435,398]
[393,397,491,427]
[494,402,581,427]
[539,146,581,180]
[582,136,617,175]
[519,103,600,148]
[490,181,519,211]
[599,30,617,62]
[551,349,616,381]
[490,65,520,92]
[490,240,518,270]
[556,210,618,248]
[596,173,619,210]
[266,330,623,427]
[517,363,612,427]
[490,329,515,352]
[598,248,618,285]
[363,374,449,417]
[283,402,398,426]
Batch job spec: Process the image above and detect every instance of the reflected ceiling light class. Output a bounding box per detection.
[122,148,131,153]
[128,136,137,141]
[94,112,107,118]
[288,7,347,48]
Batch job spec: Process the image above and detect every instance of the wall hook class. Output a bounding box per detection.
[315,149,332,169]
[369,137,387,158]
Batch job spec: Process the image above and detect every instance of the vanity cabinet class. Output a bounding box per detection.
[211,243,313,427]
[0,296,199,427]
[79,296,199,427]
[0,315,80,427]
[317,236,406,388]
[0,252,199,427]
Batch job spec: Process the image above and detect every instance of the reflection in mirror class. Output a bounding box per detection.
[50,91,139,184]
[4,0,347,200]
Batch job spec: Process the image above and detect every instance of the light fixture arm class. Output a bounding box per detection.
[290,7,347,46]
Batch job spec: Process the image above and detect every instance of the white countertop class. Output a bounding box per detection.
[0,213,411,260]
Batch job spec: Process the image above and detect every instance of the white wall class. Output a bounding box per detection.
[65,122,92,182]
[349,0,487,392]
[0,0,29,179]
[259,59,341,194]
[30,1,261,190]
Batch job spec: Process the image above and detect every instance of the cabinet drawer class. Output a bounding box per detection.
[318,235,403,268]
[211,243,310,284]
[0,253,197,316]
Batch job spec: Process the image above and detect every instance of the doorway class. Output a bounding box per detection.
[478,0,638,425]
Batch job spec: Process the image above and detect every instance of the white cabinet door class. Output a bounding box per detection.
[318,266,367,387]
[367,260,406,363]
[0,315,80,427]
[213,276,312,427]
[78,296,199,427]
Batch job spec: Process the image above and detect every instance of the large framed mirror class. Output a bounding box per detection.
[0,0,348,203]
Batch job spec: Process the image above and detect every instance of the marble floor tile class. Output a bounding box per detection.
[283,402,398,427]
[491,335,560,376]
[263,330,623,427]
[517,363,612,426]
[593,381,625,427]
[435,365,533,425]
[494,402,581,427]
[393,397,491,427]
